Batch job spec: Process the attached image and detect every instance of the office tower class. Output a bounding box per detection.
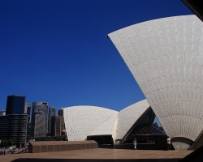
[48,107,56,136]
[24,103,32,141]
[24,103,31,115]
[4,95,29,145]
[6,95,26,115]
[31,102,48,138]
[51,116,63,137]
[24,103,31,121]
[0,114,28,147]
[58,108,63,117]
[0,110,6,116]
[58,108,66,133]
[8,114,28,147]
[0,115,8,140]
[27,121,32,141]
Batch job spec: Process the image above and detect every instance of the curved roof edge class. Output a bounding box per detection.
[107,15,203,141]
[63,105,118,141]
[116,99,150,140]
[107,14,194,36]
[63,105,118,113]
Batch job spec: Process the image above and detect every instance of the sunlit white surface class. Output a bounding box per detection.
[108,15,203,141]
[116,100,149,140]
[63,100,150,141]
[63,105,118,141]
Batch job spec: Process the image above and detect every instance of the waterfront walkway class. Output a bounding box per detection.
[0,148,193,162]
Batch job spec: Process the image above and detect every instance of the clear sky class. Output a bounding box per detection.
[0,0,192,112]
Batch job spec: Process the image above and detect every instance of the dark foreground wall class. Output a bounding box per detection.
[29,140,98,153]
[179,144,203,162]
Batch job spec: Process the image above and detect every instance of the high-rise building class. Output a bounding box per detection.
[6,95,26,115]
[0,115,8,140]
[24,103,32,141]
[2,95,29,146]
[31,102,48,138]
[48,107,56,136]
[24,103,31,115]
[24,103,31,121]
[58,108,63,117]
[0,110,6,116]
[58,108,66,134]
[51,116,63,137]
[0,114,28,147]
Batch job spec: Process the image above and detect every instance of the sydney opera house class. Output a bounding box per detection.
[62,15,203,150]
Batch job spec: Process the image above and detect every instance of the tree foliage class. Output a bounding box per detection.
[1,139,8,147]
[8,138,13,146]
[0,138,13,147]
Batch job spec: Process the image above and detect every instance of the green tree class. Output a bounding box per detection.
[1,140,3,146]
[4,139,8,147]
[8,138,13,146]
[1,139,8,147]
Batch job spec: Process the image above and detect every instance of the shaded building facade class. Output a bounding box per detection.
[31,102,48,138]
[0,114,28,147]
[58,108,63,117]
[24,103,31,141]
[48,106,56,136]
[6,95,26,115]
[51,116,63,137]
[58,108,66,134]
[0,110,6,116]
[1,95,29,146]
[24,103,31,120]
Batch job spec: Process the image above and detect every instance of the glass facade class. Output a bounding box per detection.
[51,116,62,137]
[58,108,63,117]
[31,102,48,138]
[48,107,56,135]
[6,95,26,115]
[0,114,28,146]
[0,110,6,116]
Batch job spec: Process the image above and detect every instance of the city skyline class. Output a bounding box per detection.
[0,0,192,112]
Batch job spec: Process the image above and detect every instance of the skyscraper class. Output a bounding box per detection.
[48,106,56,136]
[58,108,66,134]
[24,103,31,121]
[0,114,28,147]
[24,103,31,141]
[31,102,48,138]
[2,95,28,147]
[6,95,26,115]
[51,116,63,137]
[24,103,31,115]
[58,108,63,117]
[0,110,6,116]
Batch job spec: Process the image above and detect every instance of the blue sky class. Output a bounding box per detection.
[0,0,192,112]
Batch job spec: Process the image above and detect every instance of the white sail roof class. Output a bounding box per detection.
[108,15,203,141]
